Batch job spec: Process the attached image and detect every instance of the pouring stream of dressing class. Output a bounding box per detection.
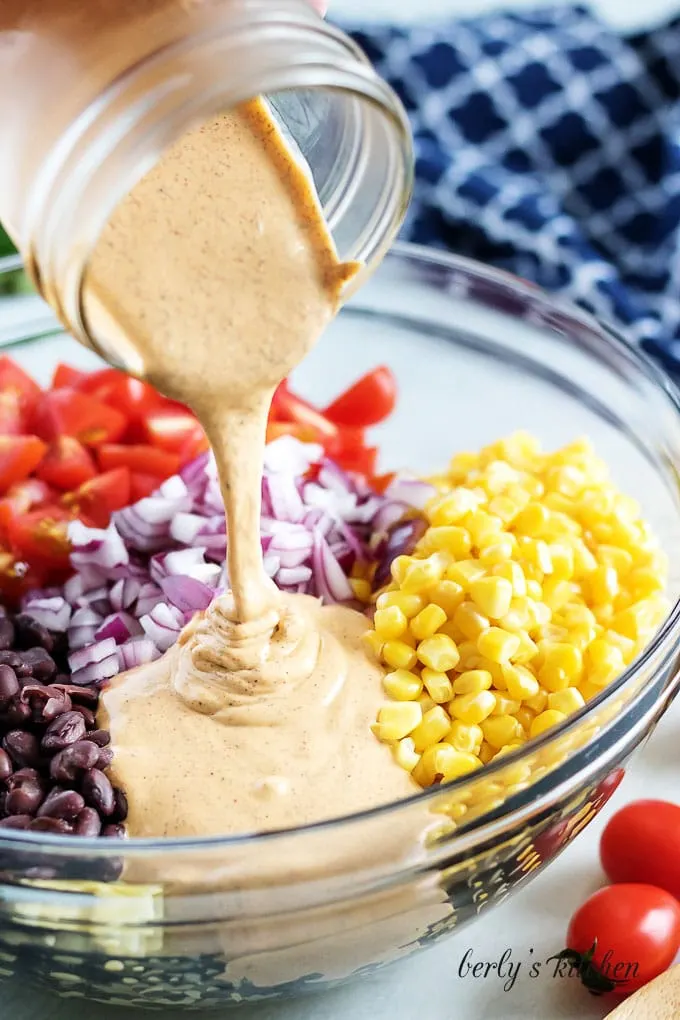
[86,99,418,836]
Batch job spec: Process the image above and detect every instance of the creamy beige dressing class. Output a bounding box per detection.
[87,98,417,836]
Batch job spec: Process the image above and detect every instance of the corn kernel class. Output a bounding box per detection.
[589,564,619,604]
[376,591,425,618]
[491,693,521,716]
[465,511,503,548]
[363,630,384,659]
[448,451,480,479]
[538,642,583,691]
[374,606,409,640]
[449,690,496,725]
[417,633,460,672]
[453,601,490,640]
[453,669,493,695]
[482,715,524,749]
[480,538,516,566]
[410,603,447,641]
[418,693,437,714]
[446,720,484,754]
[542,579,576,612]
[514,502,550,537]
[413,745,482,785]
[530,709,567,739]
[477,627,520,663]
[598,545,633,577]
[468,576,513,619]
[411,706,452,752]
[429,489,482,526]
[503,663,540,700]
[427,580,466,616]
[382,640,418,671]
[422,668,454,704]
[447,559,487,589]
[478,742,495,764]
[549,543,575,581]
[390,555,411,585]
[423,526,472,559]
[350,578,372,602]
[515,706,535,732]
[493,560,527,597]
[513,629,540,664]
[548,688,586,716]
[394,737,421,772]
[383,669,423,702]
[373,702,423,741]
[525,689,548,714]
[526,579,543,599]
[402,555,447,593]
[627,567,665,600]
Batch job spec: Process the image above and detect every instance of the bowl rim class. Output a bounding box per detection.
[1,239,679,857]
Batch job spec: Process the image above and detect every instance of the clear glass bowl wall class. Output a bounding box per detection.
[0,244,679,1010]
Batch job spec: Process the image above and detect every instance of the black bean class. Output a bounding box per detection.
[111,787,128,823]
[13,615,54,653]
[6,767,40,788]
[20,683,71,723]
[74,807,102,837]
[72,704,96,729]
[101,823,126,839]
[96,747,114,770]
[18,647,57,682]
[41,710,86,752]
[82,768,115,816]
[0,815,32,830]
[49,741,99,783]
[2,696,31,726]
[88,730,110,747]
[0,664,19,703]
[52,684,99,707]
[0,618,15,651]
[0,749,12,782]
[29,817,72,834]
[5,775,43,816]
[3,730,41,768]
[0,651,21,670]
[37,788,85,821]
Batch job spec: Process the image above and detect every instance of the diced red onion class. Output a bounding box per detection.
[71,653,121,686]
[263,555,281,578]
[22,596,71,632]
[118,638,162,671]
[109,578,141,613]
[67,626,99,651]
[385,477,435,510]
[264,436,323,476]
[95,612,143,645]
[70,607,104,628]
[69,637,118,674]
[312,533,353,603]
[69,521,129,570]
[265,473,304,523]
[140,603,184,652]
[277,566,313,586]
[160,575,214,613]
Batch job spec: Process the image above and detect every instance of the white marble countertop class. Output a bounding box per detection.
[3,2,680,1019]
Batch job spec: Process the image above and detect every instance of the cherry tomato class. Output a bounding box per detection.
[271,381,338,439]
[324,365,397,428]
[567,884,680,995]
[7,504,73,571]
[0,435,47,491]
[372,471,396,494]
[97,443,180,477]
[36,436,97,491]
[601,800,680,901]
[31,389,127,447]
[142,406,204,454]
[3,478,55,514]
[129,472,164,502]
[63,467,131,528]
[51,363,88,389]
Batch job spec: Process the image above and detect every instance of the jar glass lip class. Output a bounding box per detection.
[1,242,678,858]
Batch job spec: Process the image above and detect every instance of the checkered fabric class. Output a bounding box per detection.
[339,5,680,378]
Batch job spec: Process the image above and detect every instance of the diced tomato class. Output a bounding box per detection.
[271,381,338,439]
[0,435,47,492]
[372,471,396,494]
[142,406,204,454]
[31,389,127,447]
[4,477,55,514]
[178,429,210,465]
[78,369,162,421]
[130,472,164,502]
[337,445,378,477]
[0,553,49,607]
[265,421,325,445]
[324,366,397,428]
[51,363,88,389]
[97,443,180,477]
[7,504,72,570]
[63,467,131,528]
[36,436,97,491]
[0,355,42,417]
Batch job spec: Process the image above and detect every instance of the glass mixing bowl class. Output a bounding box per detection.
[0,244,679,1010]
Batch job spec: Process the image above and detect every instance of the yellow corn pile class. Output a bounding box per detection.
[367,432,668,787]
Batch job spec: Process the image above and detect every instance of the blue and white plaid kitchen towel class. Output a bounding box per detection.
[339,5,680,377]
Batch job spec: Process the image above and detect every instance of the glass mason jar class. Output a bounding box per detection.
[0,0,413,361]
